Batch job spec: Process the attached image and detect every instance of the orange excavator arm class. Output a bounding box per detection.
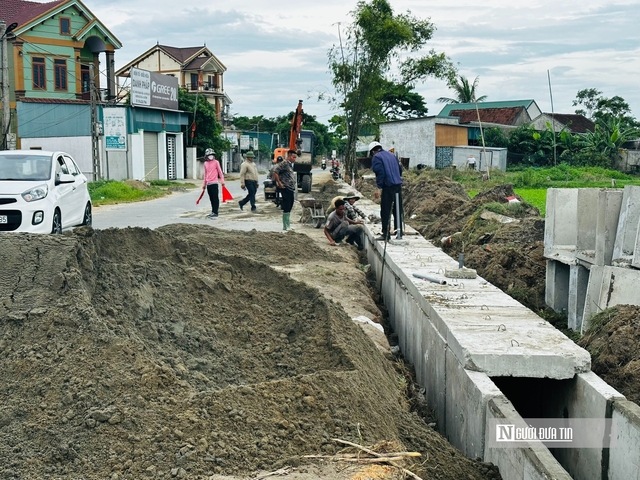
[289,100,304,154]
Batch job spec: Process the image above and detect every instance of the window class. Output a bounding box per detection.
[54,59,67,91]
[63,156,80,175]
[60,17,71,35]
[32,57,45,89]
[81,65,90,93]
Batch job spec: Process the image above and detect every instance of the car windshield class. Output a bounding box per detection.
[0,154,52,181]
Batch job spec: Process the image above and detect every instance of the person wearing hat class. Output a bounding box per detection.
[239,151,259,212]
[202,148,225,218]
[324,199,364,250]
[369,141,403,241]
[343,195,366,223]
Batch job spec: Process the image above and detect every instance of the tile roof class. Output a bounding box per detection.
[19,97,89,105]
[1,0,66,29]
[158,45,203,64]
[448,107,524,126]
[544,113,595,133]
[185,57,209,70]
[439,100,536,117]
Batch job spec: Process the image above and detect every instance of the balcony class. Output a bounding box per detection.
[183,84,223,95]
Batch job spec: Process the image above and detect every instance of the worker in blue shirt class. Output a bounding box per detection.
[369,141,403,241]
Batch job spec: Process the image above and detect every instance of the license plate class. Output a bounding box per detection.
[0,215,7,224]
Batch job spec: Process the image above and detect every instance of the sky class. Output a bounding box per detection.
[83,0,640,125]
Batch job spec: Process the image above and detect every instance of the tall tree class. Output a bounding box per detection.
[437,75,487,104]
[328,0,453,177]
[573,88,639,129]
[178,89,228,156]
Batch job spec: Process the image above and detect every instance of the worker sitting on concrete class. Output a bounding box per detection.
[324,199,363,250]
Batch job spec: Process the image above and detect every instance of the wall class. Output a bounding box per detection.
[379,117,459,168]
[435,124,468,146]
[20,136,93,176]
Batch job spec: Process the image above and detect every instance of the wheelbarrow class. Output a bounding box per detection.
[299,198,325,228]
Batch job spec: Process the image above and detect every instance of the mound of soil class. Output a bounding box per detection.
[579,305,640,404]
[0,226,497,480]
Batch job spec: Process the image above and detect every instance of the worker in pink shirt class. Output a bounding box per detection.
[202,148,225,218]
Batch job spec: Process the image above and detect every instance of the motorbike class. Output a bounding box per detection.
[331,165,340,181]
[321,160,326,170]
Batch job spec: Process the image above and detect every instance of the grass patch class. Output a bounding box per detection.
[89,180,170,206]
[149,179,197,188]
[514,188,547,216]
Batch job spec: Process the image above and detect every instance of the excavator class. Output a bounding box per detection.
[269,100,313,194]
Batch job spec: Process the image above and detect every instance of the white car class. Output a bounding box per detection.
[0,150,92,233]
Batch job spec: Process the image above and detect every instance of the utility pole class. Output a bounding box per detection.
[89,64,101,179]
[1,21,9,150]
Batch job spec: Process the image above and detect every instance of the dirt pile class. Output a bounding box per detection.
[579,305,640,404]
[0,226,497,480]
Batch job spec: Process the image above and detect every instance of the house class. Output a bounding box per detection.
[116,44,231,121]
[378,116,507,172]
[1,0,121,171]
[530,113,595,134]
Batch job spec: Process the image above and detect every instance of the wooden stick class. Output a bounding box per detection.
[304,452,421,460]
[332,439,424,480]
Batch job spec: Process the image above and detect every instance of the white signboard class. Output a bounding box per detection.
[130,68,151,106]
[225,132,238,146]
[253,137,258,150]
[240,135,250,150]
[103,108,127,151]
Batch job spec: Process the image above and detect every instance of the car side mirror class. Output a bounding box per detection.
[55,173,75,185]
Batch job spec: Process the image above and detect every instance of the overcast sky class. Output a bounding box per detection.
[84,0,640,124]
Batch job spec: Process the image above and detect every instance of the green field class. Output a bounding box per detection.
[434,165,640,218]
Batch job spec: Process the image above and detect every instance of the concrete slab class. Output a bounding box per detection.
[581,265,605,333]
[485,398,573,480]
[546,259,570,313]
[609,400,640,480]
[541,372,625,480]
[372,233,591,379]
[612,185,640,266]
[575,188,600,264]
[595,189,623,266]
[568,264,589,331]
[584,266,640,320]
[544,188,578,260]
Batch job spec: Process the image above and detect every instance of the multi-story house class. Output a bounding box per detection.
[1,0,120,167]
[116,44,231,121]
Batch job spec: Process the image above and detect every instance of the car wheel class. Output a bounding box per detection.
[82,202,92,226]
[51,209,62,234]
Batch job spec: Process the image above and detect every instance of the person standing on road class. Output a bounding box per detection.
[239,151,259,212]
[370,141,403,241]
[272,149,297,230]
[202,148,225,218]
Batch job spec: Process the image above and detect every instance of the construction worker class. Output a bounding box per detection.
[202,148,225,218]
[272,149,297,230]
[238,151,259,212]
[370,141,403,241]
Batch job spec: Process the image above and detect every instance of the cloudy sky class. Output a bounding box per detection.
[84,0,640,124]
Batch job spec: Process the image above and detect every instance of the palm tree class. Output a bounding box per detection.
[437,75,487,104]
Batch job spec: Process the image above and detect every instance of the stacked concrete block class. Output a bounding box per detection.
[544,188,634,331]
[612,185,640,267]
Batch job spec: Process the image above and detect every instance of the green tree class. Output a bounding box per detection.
[328,0,453,176]
[482,127,508,148]
[379,79,428,119]
[573,89,639,129]
[179,89,229,156]
[437,75,487,104]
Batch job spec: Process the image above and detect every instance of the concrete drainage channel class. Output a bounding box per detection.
[355,200,640,480]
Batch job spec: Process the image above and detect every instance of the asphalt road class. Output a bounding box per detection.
[92,168,325,232]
